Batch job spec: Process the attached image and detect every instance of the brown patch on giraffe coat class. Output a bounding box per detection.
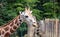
[15,19,17,24]
[10,28,15,33]
[0,29,1,35]
[4,27,9,31]
[17,23,19,26]
[10,23,14,26]
[16,20,20,26]
[4,32,10,37]
[13,25,17,30]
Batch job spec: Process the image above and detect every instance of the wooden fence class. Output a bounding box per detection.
[38,19,60,37]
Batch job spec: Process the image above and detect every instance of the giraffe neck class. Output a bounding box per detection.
[0,15,21,37]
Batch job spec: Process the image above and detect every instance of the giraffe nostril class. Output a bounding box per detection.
[33,25,36,27]
[37,29,39,31]
[19,20,22,22]
[25,16,28,18]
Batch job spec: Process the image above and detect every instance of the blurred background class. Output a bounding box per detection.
[0,0,59,37]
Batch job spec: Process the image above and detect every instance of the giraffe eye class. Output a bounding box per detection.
[25,16,28,18]
[34,22,35,23]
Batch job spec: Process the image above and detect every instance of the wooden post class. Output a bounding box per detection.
[55,19,59,37]
[45,18,50,37]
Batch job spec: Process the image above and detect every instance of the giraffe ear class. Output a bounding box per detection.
[19,11,22,14]
[30,11,32,13]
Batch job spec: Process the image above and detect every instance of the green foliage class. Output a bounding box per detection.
[0,19,6,26]
[32,9,42,20]
[23,0,38,3]
[17,22,28,37]
[43,2,59,18]
[16,7,24,11]
[19,22,28,31]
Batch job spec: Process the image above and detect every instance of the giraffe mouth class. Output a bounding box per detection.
[32,24,38,27]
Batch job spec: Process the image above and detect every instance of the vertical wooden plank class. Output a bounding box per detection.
[52,20,53,37]
[55,19,59,37]
[52,19,55,37]
[44,19,46,37]
[52,20,54,37]
[50,19,52,37]
[59,20,60,37]
[45,18,50,37]
[58,20,60,37]
[49,19,50,37]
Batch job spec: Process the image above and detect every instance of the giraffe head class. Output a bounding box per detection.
[19,7,38,27]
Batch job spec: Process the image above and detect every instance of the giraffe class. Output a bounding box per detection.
[0,7,38,37]
[0,15,20,37]
[19,7,38,37]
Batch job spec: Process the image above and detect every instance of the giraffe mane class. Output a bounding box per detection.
[0,15,20,28]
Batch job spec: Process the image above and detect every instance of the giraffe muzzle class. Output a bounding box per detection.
[32,24,38,28]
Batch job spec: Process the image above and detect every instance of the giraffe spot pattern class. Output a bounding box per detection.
[4,27,9,31]
[4,32,10,37]
[2,31,4,35]
[10,23,14,26]
[0,30,1,35]
[10,28,15,33]
[13,25,17,30]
